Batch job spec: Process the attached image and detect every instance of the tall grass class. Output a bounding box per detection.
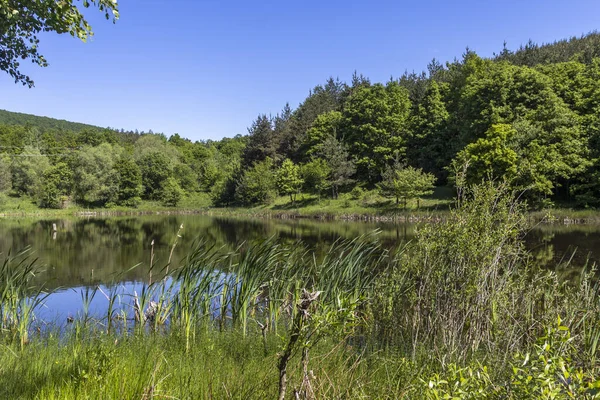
[0,249,48,349]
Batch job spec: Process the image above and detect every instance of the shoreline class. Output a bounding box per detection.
[0,205,599,224]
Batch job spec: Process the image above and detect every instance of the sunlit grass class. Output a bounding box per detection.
[0,328,423,399]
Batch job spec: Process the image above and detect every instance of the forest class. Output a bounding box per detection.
[3,32,600,210]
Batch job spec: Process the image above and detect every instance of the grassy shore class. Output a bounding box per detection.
[2,188,600,224]
[0,192,214,218]
[207,187,454,221]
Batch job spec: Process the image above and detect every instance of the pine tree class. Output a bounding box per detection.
[317,135,355,199]
[241,115,278,168]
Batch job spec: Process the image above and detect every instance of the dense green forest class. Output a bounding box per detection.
[3,32,600,210]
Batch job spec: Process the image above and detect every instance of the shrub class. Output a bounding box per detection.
[350,186,365,200]
[161,177,184,207]
[235,158,277,206]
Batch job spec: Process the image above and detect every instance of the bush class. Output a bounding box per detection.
[235,158,277,206]
[424,319,600,399]
[350,186,365,200]
[210,176,237,207]
[161,177,184,207]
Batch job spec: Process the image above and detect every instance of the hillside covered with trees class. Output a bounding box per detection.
[2,32,600,210]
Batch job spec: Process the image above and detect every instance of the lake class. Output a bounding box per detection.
[0,215,598,321]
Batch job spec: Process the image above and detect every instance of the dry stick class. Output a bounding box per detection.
[133,290,142,324]
[257,320,269,356]
[149,239,155,286]
[299,346,316,400]
[278,289,320,400]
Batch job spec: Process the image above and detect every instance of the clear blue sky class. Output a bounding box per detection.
[1,0,599,141]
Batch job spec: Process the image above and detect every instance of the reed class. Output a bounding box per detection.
[0,249,48,348]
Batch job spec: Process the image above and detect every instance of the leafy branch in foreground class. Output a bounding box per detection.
[0,0,119,87]
[425,318,600,399]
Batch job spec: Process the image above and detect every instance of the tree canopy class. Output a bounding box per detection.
[2,32,600,209]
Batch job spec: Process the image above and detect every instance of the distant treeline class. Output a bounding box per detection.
[2,32,600,209]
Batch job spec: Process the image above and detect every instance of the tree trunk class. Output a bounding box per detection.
[278,290,320,400]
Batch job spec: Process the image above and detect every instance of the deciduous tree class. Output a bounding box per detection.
[235,157,276,205]
[378,163,436,208]
[301,159,330,200]
[276,159,303,204]
[114,157,142,207]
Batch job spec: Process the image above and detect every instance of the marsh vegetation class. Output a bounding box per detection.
[0,183,599,398]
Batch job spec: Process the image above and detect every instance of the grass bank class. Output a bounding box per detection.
[207,188,454,222]
[2,187,600,225]
[0,193,213,218]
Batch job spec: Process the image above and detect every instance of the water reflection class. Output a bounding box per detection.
[0,215,597,290]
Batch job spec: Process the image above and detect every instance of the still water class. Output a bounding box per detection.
[0,215,598,320]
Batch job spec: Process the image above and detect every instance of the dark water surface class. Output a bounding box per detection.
[0,215,598,320]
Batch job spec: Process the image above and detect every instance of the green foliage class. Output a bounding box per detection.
[138,151,173,200]
[39,162,72,208]
[408,80,451,178]
[372,182,528,353]
[197,156,221,191]
[0,124,30,154]
[1,0,119,87]
[316,135,355,199]
[5,33,600,209]
[424,319,600,399]
[495,32,600,66]
[242,115,278,168]
[276,159,303,203]
[160,177,184,207]
[378,162,436,207]
[454,56,589,198]
[343,82,411,181]
[235,157,277,205]
[113,158,142,207]
[0,156,11,192]
[210,174,237,207]
[173,163,197,193]
[300,158,330,198]
[303,110,343,156]
[9,146,49,197]
[0,109,103,133]
[284,78,346,161]
[75,129,118,147]
[425,363,499,399]
[72,144,120,207]
[350,185,364,200]
[454,124,519,185]
[510,318,600,399]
